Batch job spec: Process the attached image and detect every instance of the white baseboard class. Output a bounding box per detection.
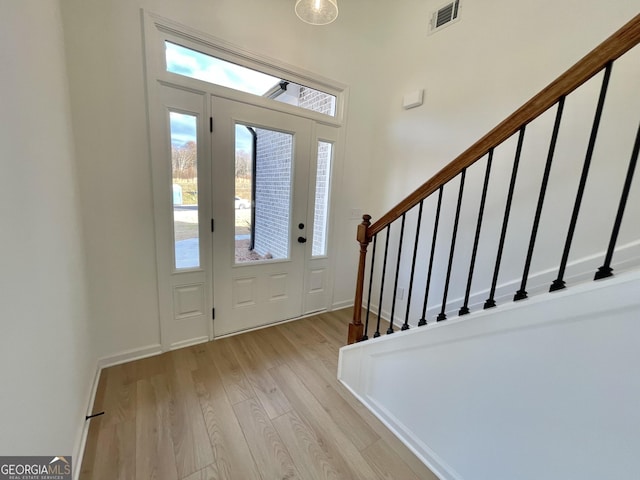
[97,343,163,370]
[72,360,101,480]
[338,377,454,480]
[169,336,209,351]
[332,299,354,310]
[330,305,354,314]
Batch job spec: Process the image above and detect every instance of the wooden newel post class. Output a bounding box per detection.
[348,214,372,344]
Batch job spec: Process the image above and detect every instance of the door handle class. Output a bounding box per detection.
[297,236,307,244]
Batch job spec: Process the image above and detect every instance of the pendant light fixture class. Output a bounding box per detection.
[295,0,338,25]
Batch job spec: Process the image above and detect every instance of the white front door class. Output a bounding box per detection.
[211,96,322,336]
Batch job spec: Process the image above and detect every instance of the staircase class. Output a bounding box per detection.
[339,14,640,480]
[348,14,640,343]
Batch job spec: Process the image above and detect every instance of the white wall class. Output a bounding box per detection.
[0,0,95,461]
[368,0,640,213]
[59,0,387,359]
[339,271,640,480]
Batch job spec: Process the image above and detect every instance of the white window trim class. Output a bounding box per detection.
[142,9,348,127]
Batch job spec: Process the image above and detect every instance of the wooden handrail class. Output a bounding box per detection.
[367,14,640,239]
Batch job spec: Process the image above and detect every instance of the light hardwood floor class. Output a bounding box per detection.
[80,308,438,480]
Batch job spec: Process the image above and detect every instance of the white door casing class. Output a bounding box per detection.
[143,11,346,347]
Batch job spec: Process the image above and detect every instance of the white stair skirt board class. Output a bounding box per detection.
[339,270,640,480]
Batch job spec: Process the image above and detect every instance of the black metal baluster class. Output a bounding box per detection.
[550,62,613,292]
[403,201,424,331]
[437,169,466,321]
[484,126,527,309]
[515,97,566,301]
[460,150,493,315]
[388,214,406,334]
[419,186,444,326]
[374,225,391,338]
[594,121,640,280]
[362,234,378,341]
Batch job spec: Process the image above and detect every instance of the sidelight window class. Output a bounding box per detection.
[312,141,333,257]
[170,111,200,269]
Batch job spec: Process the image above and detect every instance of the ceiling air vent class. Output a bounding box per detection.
[429,0,460,34]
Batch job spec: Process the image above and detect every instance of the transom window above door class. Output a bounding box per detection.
[165,41,337,117]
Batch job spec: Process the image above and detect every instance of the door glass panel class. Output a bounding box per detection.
[170,112,200,269]
[235,123,293,263]
[312,141,333,257]
[165,41,337,117]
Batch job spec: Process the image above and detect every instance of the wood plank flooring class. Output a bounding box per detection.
[80,308,438,480]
